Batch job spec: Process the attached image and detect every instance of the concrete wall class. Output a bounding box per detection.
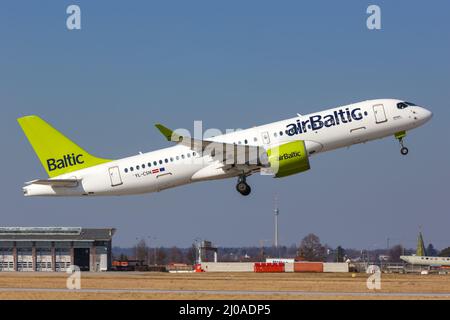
[285,263,295,273]
[323,262,349,273]
[201,262,255,272]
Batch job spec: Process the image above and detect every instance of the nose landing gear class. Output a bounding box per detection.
[236,175,251,196]
[395,131,409,155]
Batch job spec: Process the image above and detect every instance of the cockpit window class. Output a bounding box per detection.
[397,101,417,109]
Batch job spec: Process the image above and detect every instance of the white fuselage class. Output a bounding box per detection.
[400,256,450,267]
[23,99,432,196]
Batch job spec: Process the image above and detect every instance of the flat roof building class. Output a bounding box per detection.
[0,227,115,272]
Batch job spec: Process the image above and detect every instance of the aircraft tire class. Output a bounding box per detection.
[236,182,251,196]
[401,147,409,155]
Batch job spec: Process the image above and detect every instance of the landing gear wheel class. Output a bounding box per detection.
[236,175,251,196]
[236,182,251,196]
[400,147,409,155]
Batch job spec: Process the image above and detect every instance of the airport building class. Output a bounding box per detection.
[0,227,115,272]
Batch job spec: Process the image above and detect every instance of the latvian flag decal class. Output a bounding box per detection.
[152,167,165,174]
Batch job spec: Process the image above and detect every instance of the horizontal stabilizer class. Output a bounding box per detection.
[25,179,80,188]
[155,124,182,142]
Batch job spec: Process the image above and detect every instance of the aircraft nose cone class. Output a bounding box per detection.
[415,106,432,123]
[422,107,433,122]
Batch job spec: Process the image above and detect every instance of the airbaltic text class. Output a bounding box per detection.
[47,154,84,171]
[286,108,365,136]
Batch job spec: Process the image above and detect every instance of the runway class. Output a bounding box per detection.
[1,272,450,299]
[1,287,450,298]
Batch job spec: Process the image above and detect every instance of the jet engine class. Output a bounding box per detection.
[266,140,310,178]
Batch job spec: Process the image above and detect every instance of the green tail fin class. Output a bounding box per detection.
[18,115,112,178]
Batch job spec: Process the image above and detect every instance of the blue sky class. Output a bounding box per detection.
[0,1,449,249]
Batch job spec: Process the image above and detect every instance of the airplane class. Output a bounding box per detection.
[400,255,450,267]
[18,99,432,197]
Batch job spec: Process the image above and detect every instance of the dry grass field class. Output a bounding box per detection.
[0,272,449,300]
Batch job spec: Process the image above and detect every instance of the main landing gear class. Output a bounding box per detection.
[395,131,409,155]
[236,175,251,196]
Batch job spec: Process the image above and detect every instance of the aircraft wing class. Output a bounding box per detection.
[155,124,268,167]
[25,179,80,188]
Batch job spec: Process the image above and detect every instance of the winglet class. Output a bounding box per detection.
[155,124,182,142]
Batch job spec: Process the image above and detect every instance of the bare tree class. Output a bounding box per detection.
[168,246,183,263]
[156,248,167,265]
[439,247,450,257]
[119,253,128,261]
[336,246,346,262]
[388,244,404,262]
[298,233,326,262]
[185,244,197,264]
[426,244,438,256]
[134,239,148,262]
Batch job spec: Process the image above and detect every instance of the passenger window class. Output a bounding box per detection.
[136,165,140,170]
[182,154,185,159]
[187,153,191,158]
[159,160,163,165]
[193,152,196,156]
[253,137,257,142]
[130,167,134,172]
[170,157,173,162]
[124,168,128,173]
[279,131,283,136]
[244,139,248,144]
[142,164,145,168]
[274,132,277,137]
[176,156,179,160]
[164,159,168,163]
[148,162,152,167]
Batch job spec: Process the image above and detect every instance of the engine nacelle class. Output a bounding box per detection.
[267,140,310,178]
